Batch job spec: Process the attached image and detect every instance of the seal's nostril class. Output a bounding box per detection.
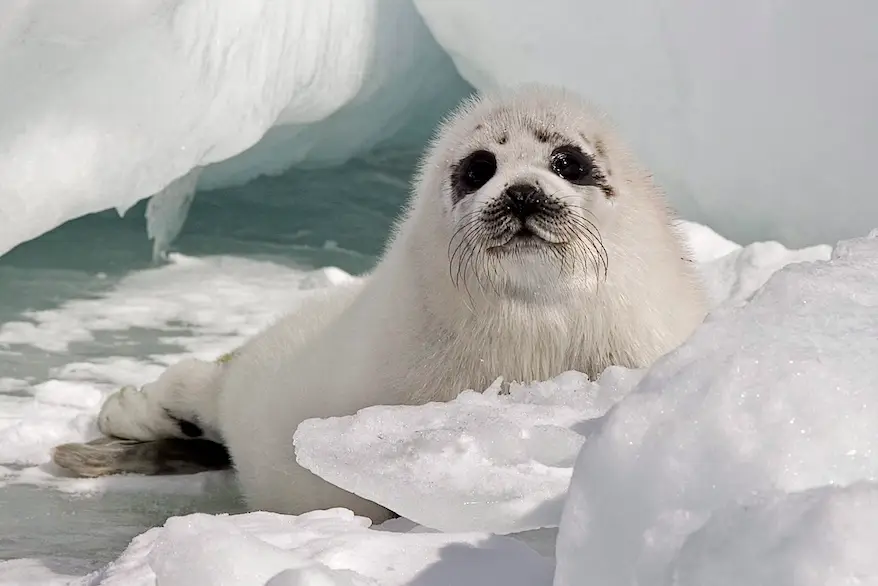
[504,183,544,220]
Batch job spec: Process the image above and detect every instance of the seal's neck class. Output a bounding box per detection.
[369,203,606,402]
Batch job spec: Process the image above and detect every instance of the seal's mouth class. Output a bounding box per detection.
[488,226,563,253]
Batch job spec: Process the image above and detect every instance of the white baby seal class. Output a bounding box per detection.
[53,85,707,522]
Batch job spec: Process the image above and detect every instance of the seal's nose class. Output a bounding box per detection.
[503,183,545,220]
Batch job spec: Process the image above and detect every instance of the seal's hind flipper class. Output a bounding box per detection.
[52,436,231,477]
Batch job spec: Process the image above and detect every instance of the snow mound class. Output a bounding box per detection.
[414,0,878,247]
[669,483,878,586]
[74,509,552,586]
[295,368,642,534]
[554,229,878,586]
[680,219,833,308]
[0,0,468,257]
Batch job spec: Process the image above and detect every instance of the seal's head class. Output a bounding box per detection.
[420,85,626,303]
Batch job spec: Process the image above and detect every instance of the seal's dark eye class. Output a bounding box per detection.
[550,146,594,185]
[456,150,497,193]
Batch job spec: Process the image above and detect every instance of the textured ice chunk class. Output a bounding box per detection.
[295,368,642,534]
[553,230,878,586]
[414,0,878,247]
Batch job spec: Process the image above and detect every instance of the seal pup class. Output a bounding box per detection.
[53,84,707,522]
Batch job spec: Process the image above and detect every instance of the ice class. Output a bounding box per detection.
[696,240,832,309]
[553,230,878,586]
[0,0,469,257]
[0,559,71,586]
[5,0,872,260]
[669,483,878,586]
[295,368,642,534]
[70,509,552,586]
[0,253,356,355]
[292,222,832,534]
[145,169,202,262]
[679,219,833,308]
[413,0,878,247]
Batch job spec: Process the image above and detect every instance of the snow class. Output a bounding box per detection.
[413,0,878,247]
[70,509,552,586]
[4,220,870,584]
[554,229,878,586]
[0,0,469,257]
[668,483,878,586]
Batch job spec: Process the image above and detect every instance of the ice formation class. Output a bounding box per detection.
[3,0,874,259]
[413,0,878,247]
[554,229,878,586]
[145,169,202,262]
[0,0,469,257]
[295,368,643,534]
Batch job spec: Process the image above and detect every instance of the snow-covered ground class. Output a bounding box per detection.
[4,218,873,585]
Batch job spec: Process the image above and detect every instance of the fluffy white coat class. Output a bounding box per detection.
[97,85,707,521]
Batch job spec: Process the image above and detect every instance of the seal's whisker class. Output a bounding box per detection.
[450,223,485,290]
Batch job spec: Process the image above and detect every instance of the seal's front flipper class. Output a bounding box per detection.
[51,436,231,477]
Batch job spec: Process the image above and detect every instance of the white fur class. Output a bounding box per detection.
[97,85,707,521]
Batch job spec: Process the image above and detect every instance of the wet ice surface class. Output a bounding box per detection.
[0,483,241,578]
[0,244,341,576]
[0,156,409,578]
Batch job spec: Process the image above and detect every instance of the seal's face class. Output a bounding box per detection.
[438,88,616,302]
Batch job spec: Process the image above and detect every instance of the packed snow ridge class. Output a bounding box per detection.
[553,228,878,586]
[2,0,876,257]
